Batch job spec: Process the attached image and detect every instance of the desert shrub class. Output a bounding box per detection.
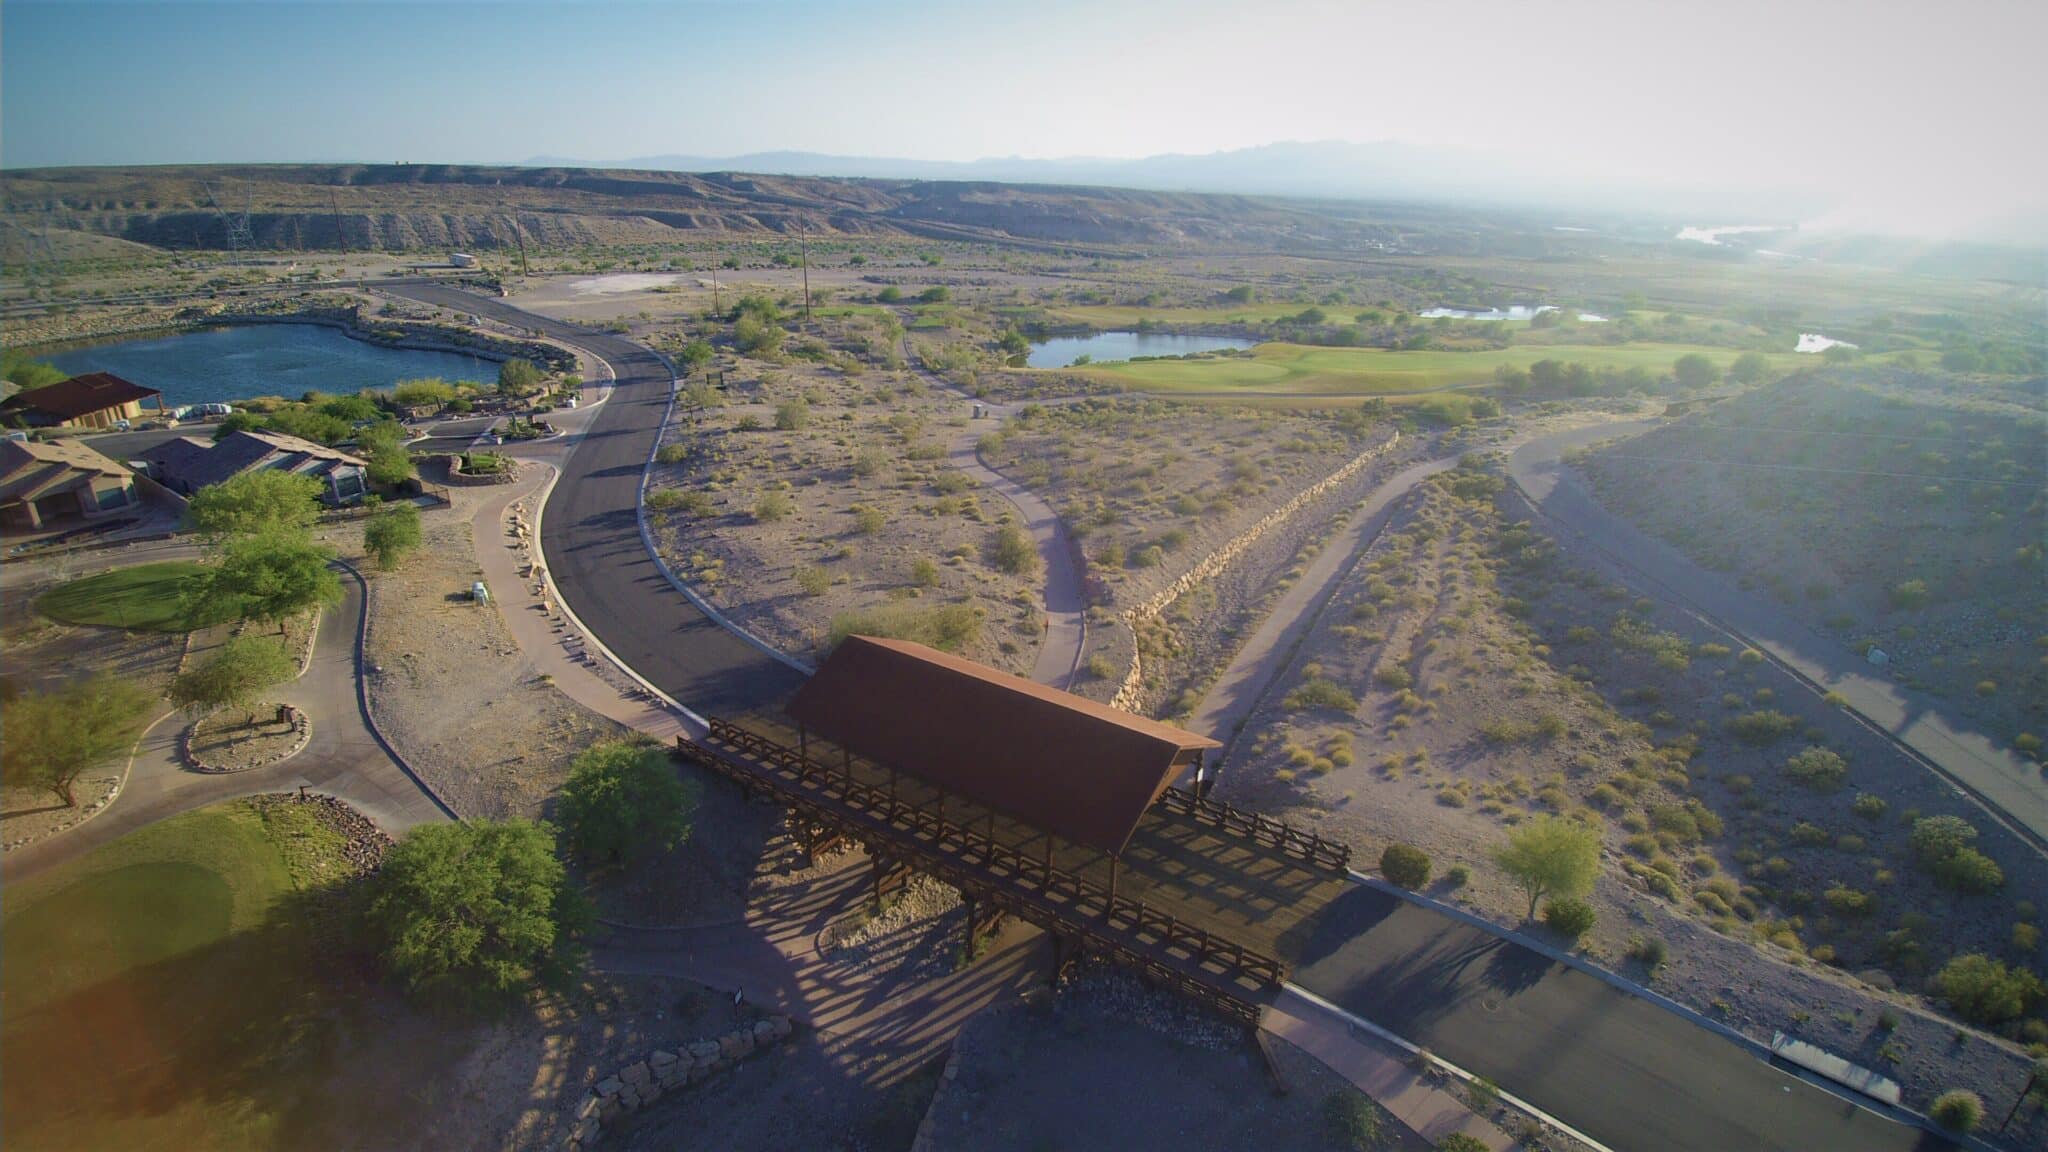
[827,602,981,652]
[1322,1092,1383,1151]
[991,523,1038,576]
[1890,579,1931,610]
[1374,666,1412,691]
[1627,934,1668,970]
[1851,794,1888,821]
[1784,746,1847,791]
[1444,865,1469,889]
[795,566,831,596]
[1436,1136,1489,1152]
[1131,544,1165,568]
[1544,897,1597,940]
[1727,710,1798,745]
[1907,815,2002,890]
[734,414,763,431]
[911,557,940,588]
[1937,847,2005,894]
[773,399,809,430]
[656,443,690,465]
[754,490,793,521]
[852,505,887,535]
[2011,922,2039,954]
[1929,1090,1982,1133]
[1823,886,1875,916]
[1285,677,1358,713]
[1934,954,2044,1025]
[1381,843,1432,888]
[1084,652,1118,680]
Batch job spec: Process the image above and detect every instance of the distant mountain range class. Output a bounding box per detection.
[525,140,1809,223]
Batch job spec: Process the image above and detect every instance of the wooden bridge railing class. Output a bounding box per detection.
[1158,785,1352,874]
[679,720,1287,1011]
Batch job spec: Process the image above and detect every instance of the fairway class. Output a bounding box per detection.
[35,561,228,632]
[1084,341,1815,396]
[0,800,443,1151]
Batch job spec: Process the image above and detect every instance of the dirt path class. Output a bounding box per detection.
[1509,421,2048,855]
[900,328,1088,688]
[1186,455,1459,771]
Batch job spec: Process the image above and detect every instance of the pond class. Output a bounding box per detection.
[45,323,499,410]
[1026,331,1255,369]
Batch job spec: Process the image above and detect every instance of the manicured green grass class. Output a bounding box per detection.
[0,800,445,1151]
[1047,301,1358,327]
[35,561,229,632]
[1083,341,1818,397]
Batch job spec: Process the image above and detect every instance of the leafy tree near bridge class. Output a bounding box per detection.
[364,819,588,1012]
[0,675,156,807]
[169,634,296,727]
[363,501,422,570]
[1492,814,1602,920]
[187,469,324,541]
[557,739,699,867]
[206,531,343,631]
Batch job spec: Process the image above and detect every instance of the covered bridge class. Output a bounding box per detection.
[785,634,1220,857]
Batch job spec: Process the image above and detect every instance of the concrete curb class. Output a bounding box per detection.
[342,558,462,823]
[632,346,815,677]
[526,462,709,731]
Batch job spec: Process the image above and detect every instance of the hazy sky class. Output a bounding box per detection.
[5,0,2045,237]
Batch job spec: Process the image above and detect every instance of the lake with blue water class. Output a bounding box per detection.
[46,324,499,409]
[1026,331,1255,369]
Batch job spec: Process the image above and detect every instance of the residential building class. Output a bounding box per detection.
[0,372,164,430]
[0,438,139,532]
[135,429,369,505]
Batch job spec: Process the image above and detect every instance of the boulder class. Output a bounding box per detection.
[649,1049,678,1069]
[689,1054,718,1082]
[657,1059,687,1088]
[641,1082,664,1106]
[753,1020,778,1047]
[595,1076,624,1099]
[618,1087,641,1113]
[688,1040,721,1062]
[719,1033,746,1060]
[574,1093,601,1121]
[621,1061,651,1088]
[769,1015,794,1040]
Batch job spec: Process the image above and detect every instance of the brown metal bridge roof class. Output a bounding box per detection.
[785,635,1220,856]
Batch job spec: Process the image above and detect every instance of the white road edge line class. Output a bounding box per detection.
[1279,982,1620,1152]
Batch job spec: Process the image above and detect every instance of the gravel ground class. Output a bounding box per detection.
[360,491,625,820]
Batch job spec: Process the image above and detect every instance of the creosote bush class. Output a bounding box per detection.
[1929,1090,1982,1133]
[1380,843,1432,888]
[1543,897,1597,940]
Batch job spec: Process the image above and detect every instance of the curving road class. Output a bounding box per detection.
[1509,421,2048,856]
[381,282,804,716]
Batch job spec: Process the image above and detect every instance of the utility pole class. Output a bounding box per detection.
[508,214,530,278]
[330,188,348,255]
[798,216,812,329]
[711,255,720,316]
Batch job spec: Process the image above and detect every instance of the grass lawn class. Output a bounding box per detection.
[1082,341,1824,397]
[35,561,231,632]
[0,800,453,1150]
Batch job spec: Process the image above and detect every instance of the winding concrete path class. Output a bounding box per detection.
[3,567,451,883]
[1510,420,2048,855]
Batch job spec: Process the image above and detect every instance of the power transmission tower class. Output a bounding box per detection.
[505,213,530,277]
[201,179,254,262]
[798,216,812,328]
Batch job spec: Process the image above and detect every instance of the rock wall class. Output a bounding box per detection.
[561,1015,794,1150]
[1109,431,1401,713]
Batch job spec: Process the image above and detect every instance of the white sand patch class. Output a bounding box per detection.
[568,273,686,296]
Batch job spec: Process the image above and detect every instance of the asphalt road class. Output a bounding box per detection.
[380,283,803,716]
[1509,421,2048,855]
[1291,886,1936,1152]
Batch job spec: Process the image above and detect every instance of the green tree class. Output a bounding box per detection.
[169,634,295,726]
[876,286,903,303]
[497,358,546,397]
[558,740,699,867]
[187,469,324,541]
[0,675,155,807]
[366,441,416,488]
[208,532,343,631]
[734,313,785,356]
[1493,814,1602,920]
[918,286,950,304]
[2,348,69,390]
[364,819,587,1012]
[1672,353,1720,390]
[1727,351,1773,385]
[1380,843,1431,888]
[211,412,269,439]
[679,339,716,372]
[363,501,423,570]
[997,329,1031,357]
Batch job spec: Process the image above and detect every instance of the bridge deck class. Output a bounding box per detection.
[723,715,1347,968]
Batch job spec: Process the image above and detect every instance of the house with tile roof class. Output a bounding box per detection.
[0,438,139,532]
[134,430,369,505]
[0,372,164,430]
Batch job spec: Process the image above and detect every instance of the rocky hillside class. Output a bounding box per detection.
[0,163,1400,254]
